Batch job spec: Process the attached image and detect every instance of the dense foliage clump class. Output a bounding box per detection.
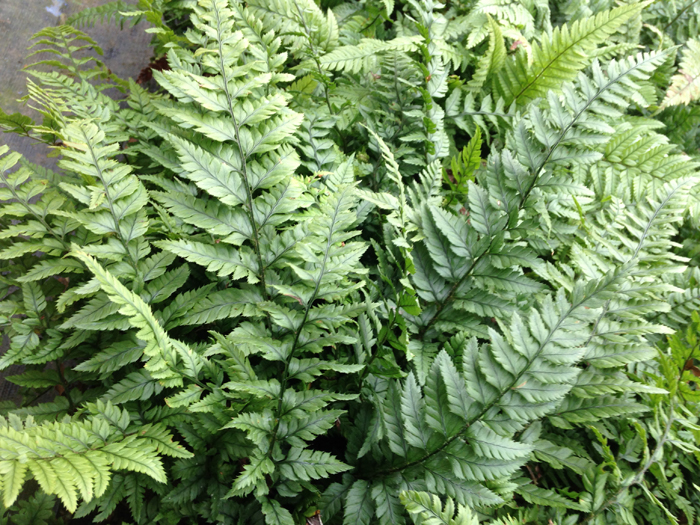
[2,0,700,524]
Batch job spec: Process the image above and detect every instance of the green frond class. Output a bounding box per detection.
[65,1,136,29]
[2,0,700,523]
[466,17,506,93]
[72,250,190,382]
[319,36,421,74]
[401,491,481,525]
[498,2,647,104]
[247,0,339,56]
[0,405,182,511]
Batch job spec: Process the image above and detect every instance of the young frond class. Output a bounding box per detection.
[498,2,647,105]
[662,38,700,109]
[3,0,700,523]
[0,404,186,512]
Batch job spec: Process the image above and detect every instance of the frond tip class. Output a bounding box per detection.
[401,491,480,525]
[662,39,700,109]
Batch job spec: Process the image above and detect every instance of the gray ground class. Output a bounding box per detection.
[0,0,153,401]
[0,0,153,166]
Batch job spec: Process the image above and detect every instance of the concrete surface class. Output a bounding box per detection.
[0,0,154,403]
[0,0,154,166]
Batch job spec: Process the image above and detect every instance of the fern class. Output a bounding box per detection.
[497,2,647,104]
[2,0,700,523]
[0,402,189,511]
[65,1,136,29]
[401,491,481,525]
[466,16,506,94]
[662,38,700,108]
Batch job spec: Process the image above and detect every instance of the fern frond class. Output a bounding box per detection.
[247,0,339,56]
[466,16,506,93]
[319,36,421,74]
[401,490,480,525]
[65,1,135,29]
[662,38,700,108]
[2,0,700,523]
[0,403,186,511]
[498,2,647,104]
[72,250,194,383]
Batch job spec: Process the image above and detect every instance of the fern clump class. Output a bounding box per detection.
[2,1,700,524]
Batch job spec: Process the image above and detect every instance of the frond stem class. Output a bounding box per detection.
[78,126,140,274]
[375,277,618,477]
[0,168,68,249]
[291,0,334,115]
[418,53,663,338]
[663,0,700,32]
[211,1,269,307]
[266,191,344,460]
